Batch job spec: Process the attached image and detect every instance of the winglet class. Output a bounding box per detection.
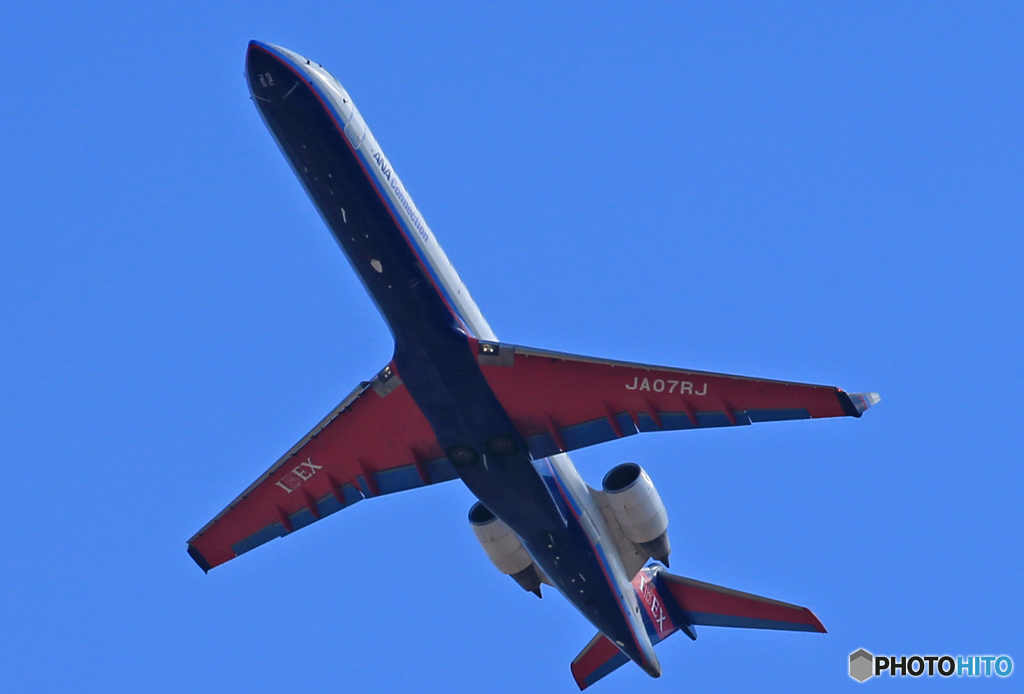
[848,392,881,415]
[836,389,881,417]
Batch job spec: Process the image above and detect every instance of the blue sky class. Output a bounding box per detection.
[2,2,1021,691]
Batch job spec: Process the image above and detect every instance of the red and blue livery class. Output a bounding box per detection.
[187,41,879,688]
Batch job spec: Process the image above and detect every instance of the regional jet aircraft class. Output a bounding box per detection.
[188,41,879,688]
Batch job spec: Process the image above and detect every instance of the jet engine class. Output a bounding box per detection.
[468,501,546,597]
[601,462,671,566]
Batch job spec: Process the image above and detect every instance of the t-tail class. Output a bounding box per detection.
[570,565,826,689]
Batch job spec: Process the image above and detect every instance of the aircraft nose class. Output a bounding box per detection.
[245,41,295,100]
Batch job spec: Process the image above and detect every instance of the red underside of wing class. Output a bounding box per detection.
[481,349,847,443]
[189,379,441,569]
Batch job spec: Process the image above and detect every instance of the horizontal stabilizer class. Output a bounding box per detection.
[660,573,826,633]
[570,632,631,691]
[570,565,824,689]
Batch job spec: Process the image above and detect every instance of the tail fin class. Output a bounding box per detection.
[570,565,825,689]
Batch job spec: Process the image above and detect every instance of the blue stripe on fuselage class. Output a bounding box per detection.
[246,43,656,674]
[246,41,570,535]
[538,459,653,670]
[247,42,474,336]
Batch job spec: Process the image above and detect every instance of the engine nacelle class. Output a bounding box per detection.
[602,462,671,565]
[469,501,545,596]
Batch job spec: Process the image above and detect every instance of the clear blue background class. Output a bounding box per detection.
[2,2,1021,691]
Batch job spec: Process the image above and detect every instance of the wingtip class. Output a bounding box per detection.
[837,389,880,417]
[850,392,881,415]
[187,543,212,573]
[806,608,828,634]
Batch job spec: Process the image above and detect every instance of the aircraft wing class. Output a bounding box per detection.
[187,364,457,571]
[477,343,878,459]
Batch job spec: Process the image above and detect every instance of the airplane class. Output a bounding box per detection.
[187,40,880,689]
